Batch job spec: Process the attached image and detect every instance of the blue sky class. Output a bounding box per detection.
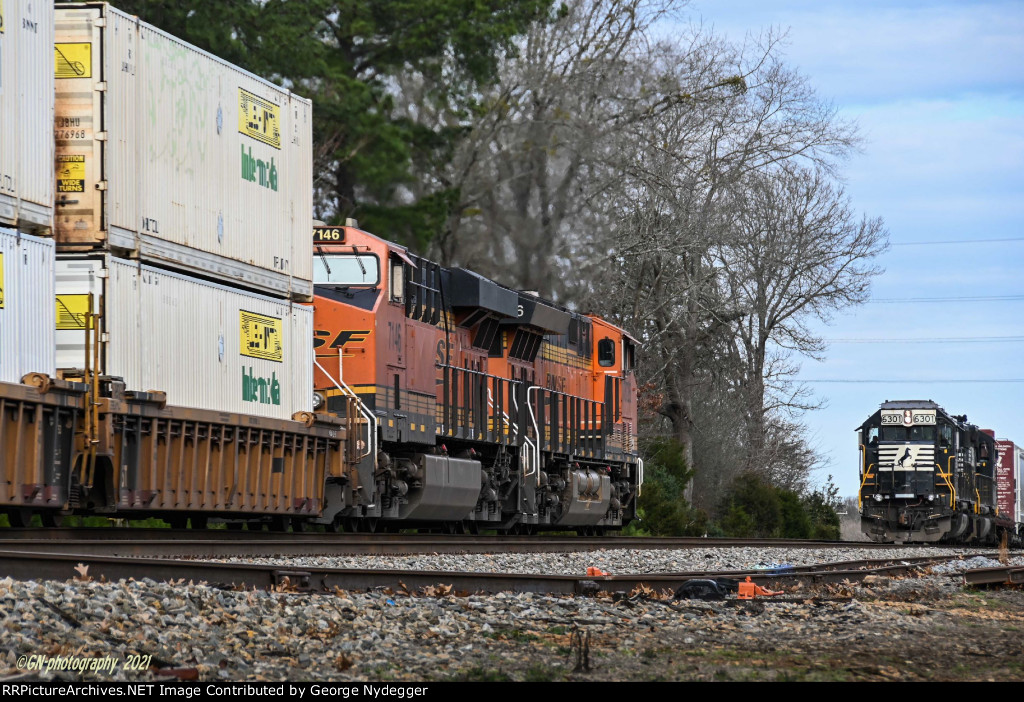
[684,0,1024,497]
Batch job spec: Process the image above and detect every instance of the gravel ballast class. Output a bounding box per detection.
[3,547,1024,682]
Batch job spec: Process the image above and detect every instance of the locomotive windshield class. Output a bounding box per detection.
[314,254,380,285]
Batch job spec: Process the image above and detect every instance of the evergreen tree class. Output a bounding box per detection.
[106,0,552,247]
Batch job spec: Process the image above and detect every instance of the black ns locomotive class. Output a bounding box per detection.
[858,400,1002,544]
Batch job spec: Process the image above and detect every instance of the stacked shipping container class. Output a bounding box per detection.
[0,0,55,232]
[53,3,313,299]
[0,229,56,383]
[1,2,335,525]
[51,3,314,418]
[56,256,313,420]
[1,2,56,388]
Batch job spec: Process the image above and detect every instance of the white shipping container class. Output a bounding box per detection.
[54,3,313,300]
[0,0,55,232]
[0,228,56,383]
[56,255,313,420]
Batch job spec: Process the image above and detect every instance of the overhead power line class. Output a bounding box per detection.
[825,336,1024,344]
[802,379,1024,384]
[891,237,1024,246]
[868,295,1024,304]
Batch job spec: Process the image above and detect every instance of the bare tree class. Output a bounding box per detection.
[717,163,888,473]
[589,29,861,479]
[433,0,686,295]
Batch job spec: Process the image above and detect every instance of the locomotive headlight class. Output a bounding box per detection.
[313,392,326,411]
[872,494,884,502]
[927,494,935,502]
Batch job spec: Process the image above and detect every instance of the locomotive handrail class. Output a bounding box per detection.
[510,388,538,483]
[486,387,515,438]
[489,386,536,477]
[526,386,543,487]
[314,356,377,470]
[935,460,956,508]
[857,459,875,510]
[637,457,644,497]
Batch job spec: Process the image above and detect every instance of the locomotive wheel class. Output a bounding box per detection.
[41,512,64,528]
[362,518,379,534]
[7,508,34,528]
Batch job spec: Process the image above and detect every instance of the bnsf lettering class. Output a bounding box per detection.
[314,330,370,349]
[545,374,566,393]
[436,340,452,365]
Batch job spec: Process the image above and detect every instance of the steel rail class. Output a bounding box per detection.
[0,528,936,553]
[0,537,979,559]
[963,565,1024,586]
[0,550,991,595]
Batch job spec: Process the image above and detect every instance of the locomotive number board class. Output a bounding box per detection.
[313,227,345,243]
[881,410,936,426]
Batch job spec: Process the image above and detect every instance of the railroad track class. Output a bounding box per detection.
[0,529,935,557]
[0,549,996,595]
[963,565,1024,586]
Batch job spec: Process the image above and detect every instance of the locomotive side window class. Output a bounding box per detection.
[623,338,636,371]
[598,338,616,367]
[390,258,405,303]
[314,254,379,285]
[940,424,953,446]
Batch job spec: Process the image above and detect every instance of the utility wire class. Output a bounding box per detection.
[891,237,1024,246]
[802,379,1024,384]
[868,294,1024,304]
[825,336,1024,344]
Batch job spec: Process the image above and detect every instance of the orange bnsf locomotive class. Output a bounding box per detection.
[311,224,642,533]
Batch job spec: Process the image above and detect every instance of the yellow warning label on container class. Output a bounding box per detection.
[239,310,283,362]
[238,88,281,149]
[56,294,92,330]
[0,252,5,309]
[55,43,92,79]
[57,155,86,193]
